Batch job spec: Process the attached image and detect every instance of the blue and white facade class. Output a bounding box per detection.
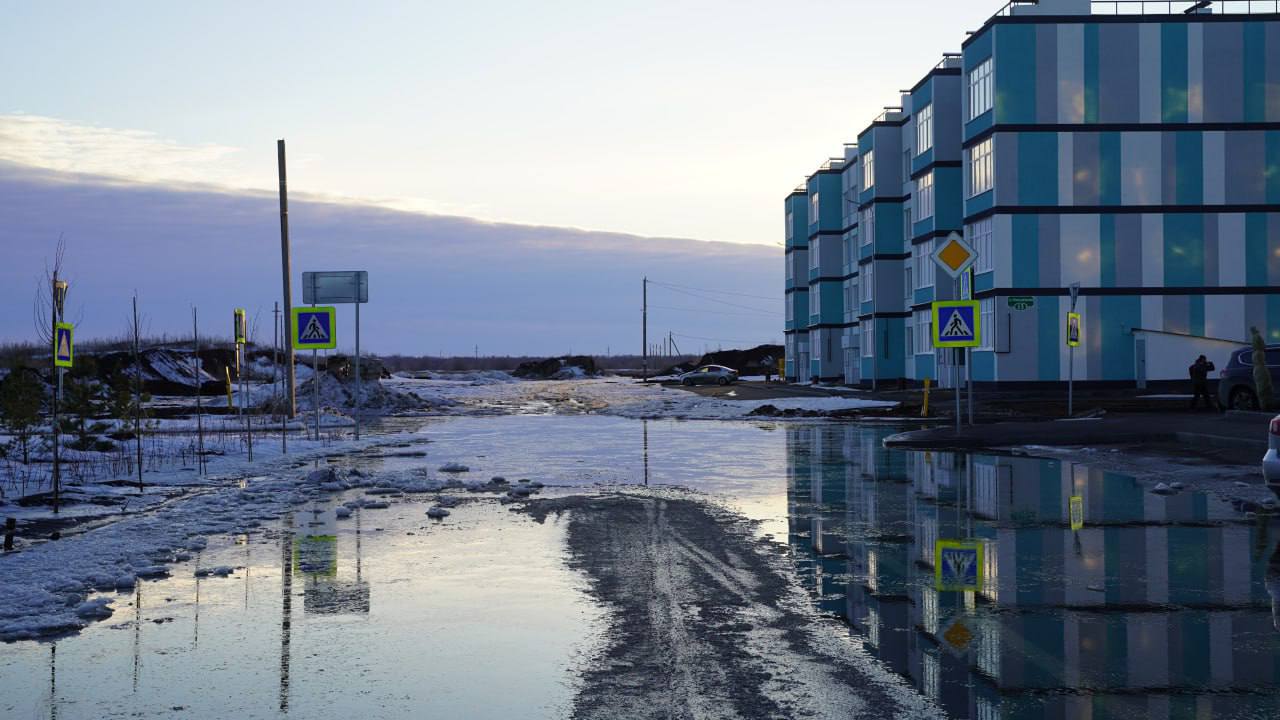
[784,189,810,380]
[785,0,1280,386]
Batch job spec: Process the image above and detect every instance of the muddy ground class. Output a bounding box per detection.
[518,492,937,720]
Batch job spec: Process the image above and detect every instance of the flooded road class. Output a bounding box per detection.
[3,415,1279,718]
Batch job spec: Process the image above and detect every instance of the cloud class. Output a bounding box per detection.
[0,161,780,356]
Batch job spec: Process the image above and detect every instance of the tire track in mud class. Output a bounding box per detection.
[519,492,942,720]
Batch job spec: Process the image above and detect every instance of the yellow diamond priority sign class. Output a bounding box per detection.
[932,231,977,279]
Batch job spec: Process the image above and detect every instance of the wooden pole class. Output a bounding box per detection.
[278,140,297,418]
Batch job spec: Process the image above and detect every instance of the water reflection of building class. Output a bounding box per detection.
[786,425,1280,720]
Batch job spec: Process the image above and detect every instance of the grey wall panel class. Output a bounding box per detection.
[1202,214,1218,287]
[1202,131,1225,206]
[1099,24,1140,123]
[1224,131,1265,205]
[1163,295,1190,335]
[1073,132,1100,207]
[1085,295,1102,377]
[1037,24,1059,124]
[1139,24,1162,124]
[1188,22,1204,123]
[1268,23,1280,121]
[1202,22,1244,123]
[1039,215,1062,289]
[1246,295,1266,341]
[1270,213,1280,286]
[1121,131,1162,206]
[1058,24,1085,124]
[1115,214,1143,288]
[1161,133,1178,205]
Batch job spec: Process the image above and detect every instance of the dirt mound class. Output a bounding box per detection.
[694,344,783,375]
[512,356,599,380]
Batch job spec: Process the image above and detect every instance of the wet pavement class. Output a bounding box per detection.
[3,415,1279,718]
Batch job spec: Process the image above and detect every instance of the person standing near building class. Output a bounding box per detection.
[1189,355,1217,411]
[760,354,774,384]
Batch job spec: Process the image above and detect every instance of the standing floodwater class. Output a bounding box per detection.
[787,423,1280,720]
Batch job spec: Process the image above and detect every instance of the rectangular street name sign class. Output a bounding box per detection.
[303,271,368,304]
[1007,296,1035,311]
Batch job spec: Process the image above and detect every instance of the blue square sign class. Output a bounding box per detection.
[935,540,983,592]
[292,307,337,350]
[931,301,980,348]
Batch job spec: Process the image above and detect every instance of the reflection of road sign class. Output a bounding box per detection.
[935,540,983,592]
[1066,312,1082,347]
[292,307,337,350]
[233,308,247,344]
[932,231,977,278]
[1008,296,1035,311]
[54,322,74,368]
[1069,495,1084,531]
[939,616,975,656]
[302,271,368,304]
[932,301,980,348]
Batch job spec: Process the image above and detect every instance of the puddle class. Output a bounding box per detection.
[0,495,604,719]
[786,423,1280,720]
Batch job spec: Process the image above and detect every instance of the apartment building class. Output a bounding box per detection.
[785,0,1280,388]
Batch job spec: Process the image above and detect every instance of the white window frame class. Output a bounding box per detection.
[809,238,821,270]
[904,265,913,304]
[861,263,874,303]
[810,192,819,224]
[914,239,936,289]
[916,103,933,155]
[979,297,995,350]
[968,138,993,197]
[861,207,875,247]
[862,321,875,358]
[969,218,994,273]
[969,58,992,120]
[905,313,915,357]
[916,172,935,221]
[915,309,932,355]
[863,150,875,190]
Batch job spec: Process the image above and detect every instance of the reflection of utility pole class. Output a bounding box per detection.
[643,420,649,487]
[280,514,294,712]
[132,582,142,693]
[49,643,58,720]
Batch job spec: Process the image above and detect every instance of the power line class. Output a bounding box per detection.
[648,304,777,318]
[651,283,779,314]
[672,332,778,345]
[648,279,778,302]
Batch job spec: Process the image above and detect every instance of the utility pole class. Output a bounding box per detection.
[51,276,66,514]
[132,295,143,492]
[278,140,297,418]
[642,277,648,382]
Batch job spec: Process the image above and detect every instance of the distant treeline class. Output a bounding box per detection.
[379,353,700,373]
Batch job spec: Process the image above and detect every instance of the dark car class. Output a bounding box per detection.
[1218,345,1280,410]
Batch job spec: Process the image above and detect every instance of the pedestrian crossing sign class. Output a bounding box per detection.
[292,307,337,350]
[1069,495,1084,531]
[1066,312,1082,347]
[931,301,980,348]
[54,322,74,368]
[935,540,983,592]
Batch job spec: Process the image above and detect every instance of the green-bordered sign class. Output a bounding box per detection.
[53,322,74,368]
[1008,296,1035,311]
[931,301,980,348]
[1069,495,1084,531]
[935,540,983,592]
[233,308,247,345]
[292,307,337,350]
[1066,312,1082,348]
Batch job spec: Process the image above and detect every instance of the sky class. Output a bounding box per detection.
[0,1,996,354]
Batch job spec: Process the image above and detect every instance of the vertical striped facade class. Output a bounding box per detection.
[784,190,809,380]
[785,1,1280,386]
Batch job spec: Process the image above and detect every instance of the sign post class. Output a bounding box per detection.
[1067,282,1081,417]
[292,306,337,442]
[302,271,368,440]
[932,232,979,429]
[931,300,980,432]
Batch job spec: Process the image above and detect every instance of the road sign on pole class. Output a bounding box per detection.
[301,271,368,440]
[931,231,977,279]
[935,540,983,592]
[932,301,980,348]
[234,308,247,345]
[292,307,337,350]
[1066,312,1082,347]
[54,322,73,368]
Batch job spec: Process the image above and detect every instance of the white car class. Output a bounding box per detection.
[1265,414,1280,497]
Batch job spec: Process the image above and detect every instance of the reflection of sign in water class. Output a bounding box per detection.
[931,301,980,348]
[1069,495,1084,531]
[1066,312,1082,347]
[290,507,371,615]
[935,540,983,592]
[54,322,74,368]
[939,616,974,656]
[292,307,337,350]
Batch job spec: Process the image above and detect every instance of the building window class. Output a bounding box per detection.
[861,208,875,246]
[969,138,993,197]
[904,266,913,304]
[968,218,993,272]
[863,150,875,190]
[914,239,936,289]
[969,58,993,120]
[916,310,932,355]
[812,284,820,314]
[916,172,934,221]
[979,297,995,350]
[916,103,933,155]
[810,192,819,223]
[862,263,874,302]
[785,210,794,241]
[906,313,915,357]
[810,239,820,270]
[903,149,911,185]
[863,322,875,357]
